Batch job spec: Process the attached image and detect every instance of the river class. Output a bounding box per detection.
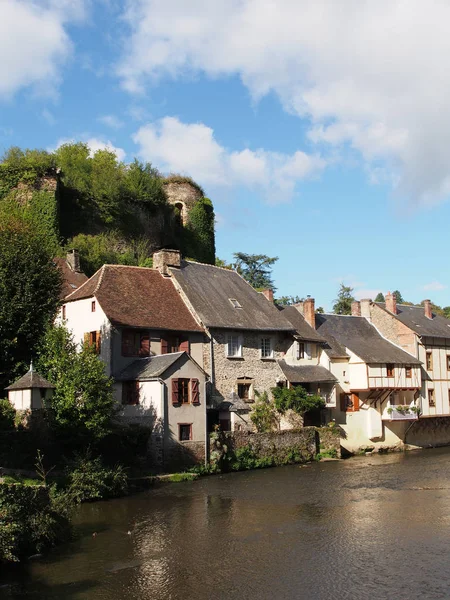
[3,447,450,599]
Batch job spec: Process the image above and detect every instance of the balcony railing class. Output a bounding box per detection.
[382,406,419,421]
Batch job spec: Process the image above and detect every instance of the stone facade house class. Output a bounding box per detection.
[315,310,422,452]
[155,250,297,431]
[60,264,208,468]
[361,293,450,417]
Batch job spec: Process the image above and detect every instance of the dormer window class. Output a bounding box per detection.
[229,298,242,309]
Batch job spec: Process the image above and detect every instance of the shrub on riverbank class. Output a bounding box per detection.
[65,454,128,503]
[0,483,71,563]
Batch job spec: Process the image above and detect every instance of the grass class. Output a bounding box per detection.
[2,474,41,486]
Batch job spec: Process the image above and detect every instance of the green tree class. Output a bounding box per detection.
[90,149,125,224]
[124,159,165,206]
[0,205,62,389]
[271,385,325,417]
[36,325,115,442]
[332,283,355,315]
[374,292,385,302]
[392,290,404,304]
[250,391,279,432]
[316,306,325,314]
[275,295,304,306]
[233,252,278,290]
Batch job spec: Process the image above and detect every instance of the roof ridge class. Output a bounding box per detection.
[64,266,102,301]
[94,264,107,295]
[183,259,238,273]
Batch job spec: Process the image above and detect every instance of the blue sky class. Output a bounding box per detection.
[1,1,450,311]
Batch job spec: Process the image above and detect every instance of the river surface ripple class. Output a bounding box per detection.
[3,447,450,599]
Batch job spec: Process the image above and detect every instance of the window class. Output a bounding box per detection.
[386,364,394,378]
[226,334,242,358]
[85,331,101,354]
[426,352,433,371]
[297,342,305,359]
[447,356,450,371]
[340,393,359,412]
[229,298,242,309]
[122,381,139,405]
[91,300,96,312]
[405,366,412,378]
[428,388,435,407]
[171,378,200,405]
[238,383,251,399]
[161,335,189,354]
[260,337,273,359]
[122,329,150,357]
[62,305,66,320]
[179,424,192,441]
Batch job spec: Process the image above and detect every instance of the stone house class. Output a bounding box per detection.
[155,250,298,431]
[315,310,422,452]
[361,293,450,417]
[60,264,208,467]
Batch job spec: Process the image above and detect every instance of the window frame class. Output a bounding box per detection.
[260,337,273,359]
[91,300,96,312]
[447,355,450,371]
[297,341,305,359]
[226,334,242,358]
[122,381,140,406]
[426,351,433,371]
[405,365,412,379]
[121,329,151,357]
[428,388,435,407]
[62,305,66,320]
[179,423,192,441]
[386,364,394,378]
[178,378,190,404]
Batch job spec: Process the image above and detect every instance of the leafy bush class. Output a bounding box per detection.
[0,483,71,563]
[250,391,279,432]
[271,385,325,416]
[0,398,15,431]
[66,454,128,503]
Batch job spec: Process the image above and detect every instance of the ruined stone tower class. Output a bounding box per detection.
[163,177,204,226]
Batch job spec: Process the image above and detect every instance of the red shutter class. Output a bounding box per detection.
[161,337,168,354]
[96,331,101,355]
[179,338,190,354]
[172,379,179,405]
[352,393,360,412]
[139,334,150,357]
[191,378,200,405]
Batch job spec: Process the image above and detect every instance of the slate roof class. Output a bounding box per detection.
[54,257,88,299]
[6,368,55,390]
[279,306,326,342]
[64,265,203,332]
[316,314,421,365]
[375,303,450,339]
[170,261,294,331]
[278,361,337,383]
[117,352,194,380]
[217,391,251,413]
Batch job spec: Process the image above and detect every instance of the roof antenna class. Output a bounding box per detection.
[30,360,34,373]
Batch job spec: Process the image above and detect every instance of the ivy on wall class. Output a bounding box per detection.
[182,197,216,264]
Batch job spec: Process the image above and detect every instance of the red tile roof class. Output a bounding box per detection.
[54,257,88,299]
[64,265,203,332]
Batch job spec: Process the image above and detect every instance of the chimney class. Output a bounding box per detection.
[153,249,181,276]
[360,298,372,319]
[261,289,274,302]
[351,301,361,317]
[303,296,315,329]
[424,299,433,320]
[385,291,397,315]
[66,249,81,273]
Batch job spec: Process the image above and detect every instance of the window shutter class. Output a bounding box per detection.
[83,332,90,346]
[96,331,101,354]
[172,379,179,405]
[191,378,200,405]
[340,393,347,412]
[179,338,190,354]
[161,337,168,354]
[352,393,360,411]
[139,334,150,357]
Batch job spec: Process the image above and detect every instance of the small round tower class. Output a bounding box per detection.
[163,176,204,226]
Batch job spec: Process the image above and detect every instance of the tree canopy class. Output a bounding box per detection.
[374,292,385,302]
[332,284,355,315]
[271,385,325,416]
[233,252,278,290]
[0,203,62,389]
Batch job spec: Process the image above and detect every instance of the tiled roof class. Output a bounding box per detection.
[54,257,88,299]
[170,261,294,331]
[316,314,421,365]
[375,302,450,339]
[279,306,326,342]
[278,361,337,383]
[6,368,55,390]
[64,265,203,332]
[117,352,187,380]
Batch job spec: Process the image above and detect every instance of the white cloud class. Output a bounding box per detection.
[98,115,124,129]
[132,116,325,201]
[354,289,382,301]
[54,137,126,161]
[423,281,447,292]
[0,0,87,100]
[118,0,450,207]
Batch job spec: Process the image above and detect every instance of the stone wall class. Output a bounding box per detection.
[164,181,203,225]
[211,428,318,464]
[165,440,206,471]
[405,417,450,448]
[205,329,290,406]
[370,303,417,356]
[316,426,342,458]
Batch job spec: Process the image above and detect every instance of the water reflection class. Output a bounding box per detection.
[4,449,450,599]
